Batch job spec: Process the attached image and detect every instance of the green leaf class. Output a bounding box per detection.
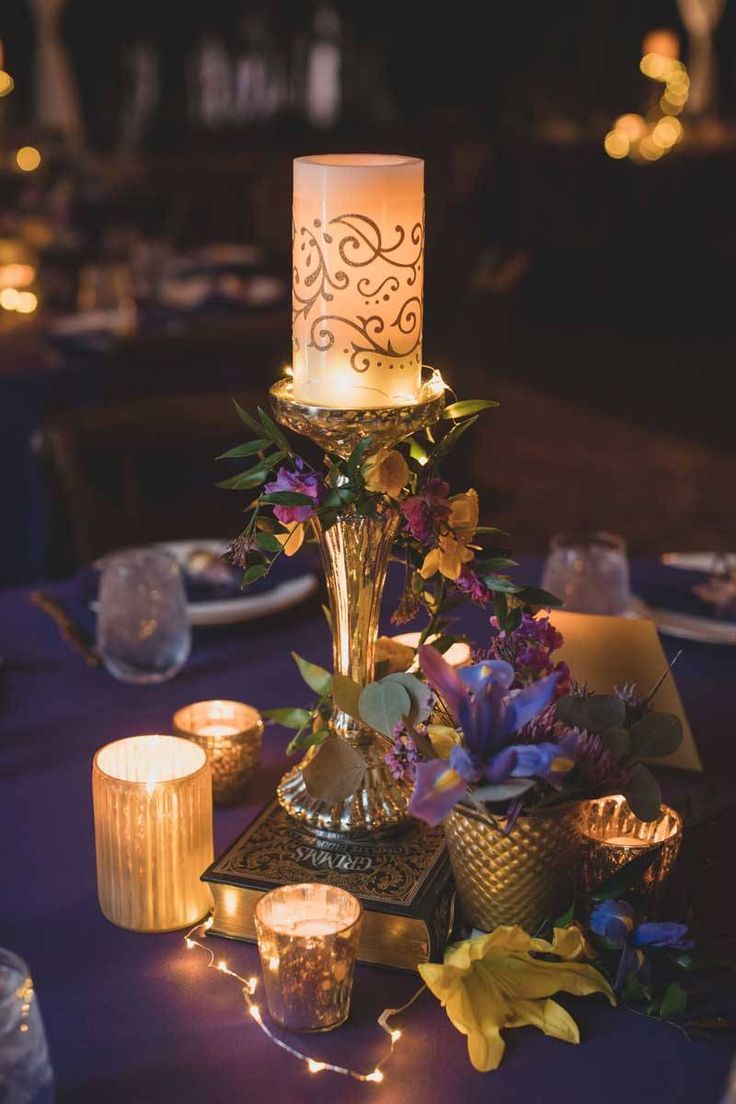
[554,891,576,930]
[506,606,523,632]
[242,563,268,586]
[469,778,535,805]
[346,435,374,480]
[332,673,362,720]
[233,400,264,436]
[629,712,683,759]
[217,438,270,460]
[476,556,518,571]
[407,437,429,465]
[591,847,660,901]
[494,590,508,628]
[622,763,662,822]
[287,728,330,755]
[443,398,499,419]
[321,603,332,630]
[621,970,650,1007]
[659,981,687,1020]
[432,415,479,463]
[215,463,274,490]
[292,652,332,695]
[483,575,522,594]
[556,694,627,736]
[257,406,292,454]
[358,680,412,738]
[262,707,312,730]
[255,531,284,554]
[515,585,564,609]
[382,672,435,725]
[602,727,632,759]
[261,491,314,506]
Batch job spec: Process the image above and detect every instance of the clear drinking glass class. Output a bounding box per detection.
[97,548,191,683]
[541,531,632,616]
[0,948,54,1104]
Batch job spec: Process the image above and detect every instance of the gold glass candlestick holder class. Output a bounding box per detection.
[578,794,683,900]
[270,373,445,837]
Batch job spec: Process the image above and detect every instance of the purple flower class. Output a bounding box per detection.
[401,478,451,543]
[408,759,470,826]
[483,612,570,692]
[264,458,324,524]
[385,722,421,782]
[590,900,693,992]
[454,565,490,604]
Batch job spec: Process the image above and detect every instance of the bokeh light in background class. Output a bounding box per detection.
[15,146,42,172]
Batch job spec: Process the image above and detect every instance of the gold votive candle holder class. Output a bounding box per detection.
[578,794,683,899]
[254,884,362,1033]
[172,700,263,805]
[92,735,213,932]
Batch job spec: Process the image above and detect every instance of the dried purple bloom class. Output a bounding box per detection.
[227,532,255,569]
[264,458,324,524]
[384,721,421,782]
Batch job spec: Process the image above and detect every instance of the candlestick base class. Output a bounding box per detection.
[269,373,445,459]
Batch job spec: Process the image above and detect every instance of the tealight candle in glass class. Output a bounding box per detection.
[92,734,213,932]
[172,700,263,805]
[578,794,682,899]
[254,884,362,1032]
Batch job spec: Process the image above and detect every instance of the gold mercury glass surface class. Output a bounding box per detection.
[578,794,682,898]
[173,700,263,805]
[254,884,362,1032]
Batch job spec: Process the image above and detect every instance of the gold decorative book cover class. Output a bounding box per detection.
[202,802,455,972]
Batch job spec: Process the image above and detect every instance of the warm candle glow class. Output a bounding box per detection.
[92,734,213,932]
[172,700,263,805]
[292,154,424,409]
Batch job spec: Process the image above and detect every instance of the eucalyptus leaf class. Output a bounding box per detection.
[217,438,270,460]
[358,680,411,738]
[602,727,632,759]
[556,694,626,735]
[332,673,362,720]
[622,763,662,822]
[443,398,499,419]
[262,707,312,730]
[242,564,268,586]
[659,981,687,1020]
[629,712,683,759]
[469,778,535,805]
[291,652,332,695]
[382,673,435,725]
[301,736,367,804]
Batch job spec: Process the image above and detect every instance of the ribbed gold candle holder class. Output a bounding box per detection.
[172,700,263,805]
[578,794,682,899]
[92,734,214,932]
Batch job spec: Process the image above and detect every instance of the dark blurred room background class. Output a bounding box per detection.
[1,0,735,586]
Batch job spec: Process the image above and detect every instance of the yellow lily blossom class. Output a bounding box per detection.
[419,925,615,1072]
[426,723,461,759]
[275,521,304,557]
[363,448,410,499]
[420,488,479,581]
[374,635,415,674]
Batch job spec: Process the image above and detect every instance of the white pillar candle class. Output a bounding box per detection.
[292,153,424,409]
[92,735,213,932]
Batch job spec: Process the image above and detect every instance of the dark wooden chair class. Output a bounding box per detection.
[39,391,269,572]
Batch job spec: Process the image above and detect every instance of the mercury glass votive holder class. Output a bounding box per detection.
[578,794,683,899]
[92,734,214,932]
[172,700,263,805]
[254,884,362,1033]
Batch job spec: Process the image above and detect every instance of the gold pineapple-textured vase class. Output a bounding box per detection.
[444,802,581,933]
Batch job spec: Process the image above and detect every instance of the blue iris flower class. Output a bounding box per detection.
[590,899,693,991]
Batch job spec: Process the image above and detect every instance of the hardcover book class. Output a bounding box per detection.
[202,802,455,972]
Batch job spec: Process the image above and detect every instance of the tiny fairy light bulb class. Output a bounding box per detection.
[367,1069,384,1083]
[308,1060,327,1074]
[391,1029,402,1042]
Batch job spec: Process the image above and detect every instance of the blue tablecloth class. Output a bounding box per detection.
[1,559,734,1103]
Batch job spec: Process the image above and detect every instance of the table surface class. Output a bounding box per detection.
[1,558,734,1104]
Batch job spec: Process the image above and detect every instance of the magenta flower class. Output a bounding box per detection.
[401,478,451,543]
[264,459,324,524]
[485,612,570,691]
[455,565,490,604]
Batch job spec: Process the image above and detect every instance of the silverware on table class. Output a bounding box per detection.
[30,591,101,667]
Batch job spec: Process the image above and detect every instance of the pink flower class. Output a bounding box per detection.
[264,459,324,524]
[401,478,451,543]
[455,565,490,604]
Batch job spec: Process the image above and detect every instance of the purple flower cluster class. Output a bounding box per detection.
[519,702,632,796]
[454,565,490,604]
[385,722,422,782]
[401,478,451,543]
[264,458,325,524]
[484,612,570,691]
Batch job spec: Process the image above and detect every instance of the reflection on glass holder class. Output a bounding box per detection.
[254,883,362,1032]
[578,794,682,899]
[173,700,263,805]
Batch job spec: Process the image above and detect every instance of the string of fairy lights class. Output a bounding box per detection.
[604,48,690,163]
[184,916,427,1085]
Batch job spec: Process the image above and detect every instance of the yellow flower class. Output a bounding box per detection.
[419,925,615,1072]
[363,449,409,498]
[275,521,304,557]
[374,636,415,674]
[420,488,479,581]
[426,724,461,759]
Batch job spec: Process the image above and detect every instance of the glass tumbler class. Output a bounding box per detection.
[97,548,191,683]
[254,884,362,1032]
[542,531,632,616]
[0,948,54,1104]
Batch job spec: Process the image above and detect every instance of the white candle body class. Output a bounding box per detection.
[292,154,424,409]
[196,723,240,738]
[92,735,213,932]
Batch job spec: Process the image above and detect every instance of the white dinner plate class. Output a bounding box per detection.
[647,608,736,646]
[661,552,736,573]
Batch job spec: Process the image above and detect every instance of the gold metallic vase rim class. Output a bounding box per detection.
[578,794,683,846]
[172,701,264,738]
[270,370,445,416]
[93,734,208,787]
[255,883,363,939]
